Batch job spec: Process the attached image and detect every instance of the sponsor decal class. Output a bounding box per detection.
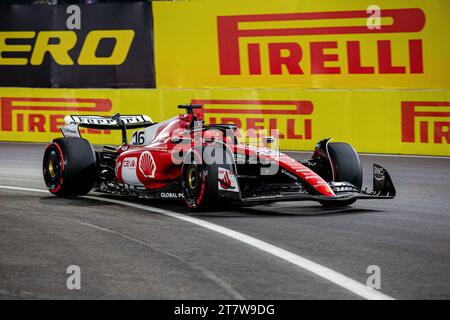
[218,168,239,192]
[217,9,425,76]
[139,151,157,179]
[60,124,80,138]
[66,115,151,126]
[219,171,232,189]
[401,101,450,144]
[281,168,299,181]
[0,2,155,88]
[123,158,137,168]
[192,99,313,141]
[0,30,134,66]
[121,157,143,186]
[121,183,146,191]
[154,1,449,89]
[160,192,182,198]
[373,164,385,181]
[0,87,448,156]
[0,97,112,134]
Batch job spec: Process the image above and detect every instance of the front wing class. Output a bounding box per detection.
[221,164,396,204]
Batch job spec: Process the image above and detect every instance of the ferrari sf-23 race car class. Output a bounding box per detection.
[43,104,395,209]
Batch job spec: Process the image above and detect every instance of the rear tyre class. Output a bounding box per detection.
[43,138,97,196]
[320,142,362,207]
[181,145,234,210]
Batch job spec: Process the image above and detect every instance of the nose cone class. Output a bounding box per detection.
[316,184,335,197]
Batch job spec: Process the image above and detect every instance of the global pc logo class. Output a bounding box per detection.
[217,8,425,76]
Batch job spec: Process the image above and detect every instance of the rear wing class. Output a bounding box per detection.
[64,114,153,130]
[61,114,154,144]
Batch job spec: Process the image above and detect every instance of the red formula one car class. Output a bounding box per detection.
[43,104,395,209]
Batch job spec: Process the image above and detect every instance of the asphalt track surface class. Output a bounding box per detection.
[0,142,449,300]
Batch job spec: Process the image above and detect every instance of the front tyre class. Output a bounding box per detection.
[43,138,97,196]
[320,142,362,207]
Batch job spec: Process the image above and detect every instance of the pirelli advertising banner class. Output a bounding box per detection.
[153,0,450,89]
[0,88,448,156]
[0,3,155,88]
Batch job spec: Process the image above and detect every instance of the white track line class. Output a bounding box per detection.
[0,184,394,300]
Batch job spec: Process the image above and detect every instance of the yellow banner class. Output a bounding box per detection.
[0,88,448,156]
[153,0,450,89]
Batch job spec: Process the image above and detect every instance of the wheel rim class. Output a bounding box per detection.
[187,166,198,189]
[44,149,62,188]
[183,163,205,208]
[48,158,56,178]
